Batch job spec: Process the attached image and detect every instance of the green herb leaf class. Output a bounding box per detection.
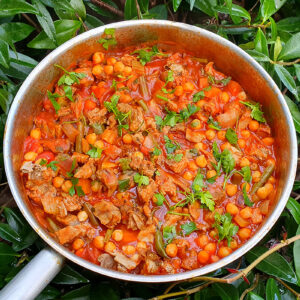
[208,117,221,130]
[162,225,176,244]
[47,90,61,114]
[63,85,74,102]
[133,45,165,65]
[154,193,166,206]
[152,147,162,156]
[98,28,117,50]
[220,149,235,175]
[240,101,266,123]
[165,70,174,84]
[39,158,47,166]
[213,212,238,246]
[241,166,251,183]
[164,135,180,154]
[87,146,102,158]
[75,185,85,197]
[55,64,86,86]
[133,173,149,187]
[181,222,198,236]
[192,91,205,102]
[66,159,76,177]
[119,158,131,171]
[47,160,59,172]
[225,128,238,146]
[179,104,200,122]
[166,153,183,162]
[118,179,130,192]
[212,141,221,161]
[242,184,253,207]
[192,171,204,192]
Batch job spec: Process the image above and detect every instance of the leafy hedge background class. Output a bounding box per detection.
[1,0,300,299]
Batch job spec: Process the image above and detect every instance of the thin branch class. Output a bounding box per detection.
[22,13,41,32]
[240,274,259,300]
[249,0,260,13]
[135,0,142,19]
[91,0,124,17]
[0,182,7,186]
[164,0,174,21]
[274,277,300,298]
[271,58,300,66]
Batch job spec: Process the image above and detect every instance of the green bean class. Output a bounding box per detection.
[250,163,275,196]
[47,217,60,233]
[104,228,114,242]
[75,120,83,153]
[139,76,149,99]
[155,228,169,259]
[83,203,99,227]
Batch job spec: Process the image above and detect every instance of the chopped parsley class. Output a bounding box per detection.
[181,222,198,236]
[163,226,177,244]
[225,128,238,146]
[240,101,266,123]
[133,45,166,65]
[118,179,130,192]
[164,136,180,154]
[242,184,254,207]
[98,28,117,50]
[221,149,235,188]
[87,146,103,158]
[152,147,162,156]
[55,64,86,86]
[133,173,149,187]
[240,166,252,183]
[192,87,211,103]
[180,104,200,122]
[154,193,166,206]
[166,153,183,162]
[63,85,74,102]
[47,91,61,114]
[66,159,76,177]
[213,212,238,246]
[208,116,221,130]
[119,158,131,171]
[39,159,58,172]
[69,178,85,197]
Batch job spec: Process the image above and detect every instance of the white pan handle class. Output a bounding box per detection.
[0,248,64,300]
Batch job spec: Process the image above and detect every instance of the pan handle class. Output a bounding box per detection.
[0,247,64,300]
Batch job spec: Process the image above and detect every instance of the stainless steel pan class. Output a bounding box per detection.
[1,20,297,300]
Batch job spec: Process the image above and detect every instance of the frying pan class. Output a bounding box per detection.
[1,20,297,300]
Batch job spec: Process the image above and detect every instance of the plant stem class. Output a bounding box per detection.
[152,234,300,300]
[135,0,142,19]
[91,0,124,17]
[240,274,259,300]
[21,13,41,32]
[274,277,300,298]
[271,58,300,66]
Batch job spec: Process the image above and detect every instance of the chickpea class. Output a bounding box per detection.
[106,57,117,65]
[105,241,116,253]
[94,140,104,149]
[72,238,84,250]
[230,239,238,250]
[196,100,206,108]
[218,246,232,258]
[204,242,217,254]
[91,180,101,192]
[198,250,210,264]
[120,93,132,103]
[211,255,220,263]
[220,142,230,151]
[183,82,194,92]
[240,157,250,167]
[77,211,88,222]
[217,130,226,140]
[24,151,38,161]
[209,229,218,239]
[226,203,239,215]
[93,236,104,249]
[194,142,204,151]
[174,85,184,96]
[183,171,194,180]
[196,234,209,248]
[112,229,123,242]
[61,180,72,193]
[238,139,246,149]
[122,245,136,256]
[133,151,144,160]
[30,128,41,139]
[240,207,252,219]
[37,146,43,154]
[123,133,133,144]
[191,119,201,129]
[53,176,64,188]
[104,65,113,75]
[237,91,246,100]
[92,52,104,64]
[252,171,261,183]
[241,130,250,138]
[196,155,207,168]
[188,161,198,171]
[92,65,103,76]
[263,137,274,146]
[123,66,132,76]
[221,92,230,103]
[207,170,217,179]
[166,243,178,258]
[86,133,97,145]
[238,228,251,240]
[226,184,238,197]
[249,120,259,132]
[241,182,250,192]
[257,186,270,200]
[268,176,276,184]
[205,129,216,141]
[114,61,125,73]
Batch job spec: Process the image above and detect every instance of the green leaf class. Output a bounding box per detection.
[0,0,39,17]
[294,181,300,191]
[261,0,287,23]
[152,147,162,156]
[246,49,271,62]
[245,246,298,284]
[147,4,168,19]
[215,4,251,21]
[86,0,118,18]
[0,243,18,275]
[35,286,61,300]
[248,293,264,300]
[163,225,177,244]
[220,149,235,175]
[47,91,61,114]
[138,0,149,13]
[192,171,204,192]
[124,0,137,20]
[286,197,300,224]
[32,0,57,46]
[0,223,21,243]
[225,128,238,146]
[87,146,102,158]
[293,225,300,282]
[181,221,198,236]
[266,278,281,300]
[154,193,166,206]
[53,265,89,285]
[241,166,251,183]
[242,184,253,207]
[9,50,38,68]
[254,28,269,57]
[0,40,9,68]
[0,243,18,257]
[90,282,120,300]
[198,191,215,211]
[28,20,82,49]
[134,173,149,187]
[270,17,277,41]
[3,207,27,234]
[85,14,104,30]
[52,0,86,20]
[295,64,300,82]
[240,101,266,122]
[284,95,300,133]
[173,0,182,12]
[277,17,300,32]
[118,179,130,192]
[213,283,239,300]
[192,0,218,17]
[166,153,183,162]
[278,32,300,60]
[62,284,90,299]
[274,64,298,97]
[273,37,282,61]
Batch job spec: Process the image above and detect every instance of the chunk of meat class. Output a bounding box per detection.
[209,185,225,203]
[130,155,156,177]
[118,104,146,132]
[72,152,89,164]
[41,139,71,153]
[249,146,269,160]
[186,128,205,143]
[56,214,79,226]
[164,208,182,227]
[156,174,177,197]
[114,252,139,270]
[132,132,144,144]
[87,107,107,124]
[145,252,161,274]
[62,193,82,211]
[238,109,251,131]
[138,224,156,243]
[165,150,187,173]
[96,169,118,196]
[98,253,116,269]
[137,179,157,203]
[217,100,241,128]
[41,196,67,217]
[127,208,146,231]
[55,224,92,244]
[74,159,96,179]
[74,67,94,86]
[167,63,184,76]
[93,200,121,228]
[26,182,56,204]
[189,201,201,220]
[181,250,198,270]
[21,162,54,185]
